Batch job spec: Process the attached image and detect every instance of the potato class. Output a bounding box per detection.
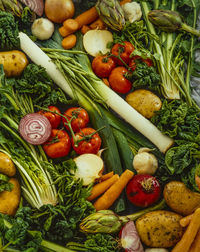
[125,89,162,119]
[0,178,21,216]
[0,152,16,177]
[0,50,28,77]
[136,210,184,248]
[164,181,200,216]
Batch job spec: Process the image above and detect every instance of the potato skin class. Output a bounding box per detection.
[164,181,200,216]
[0,50,28,77]
[0,178,21,216]
[0,152,16,177]
[125,89,162,119]
[136,210,184,248]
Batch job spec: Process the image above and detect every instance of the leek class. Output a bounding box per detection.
[19,32,173,153]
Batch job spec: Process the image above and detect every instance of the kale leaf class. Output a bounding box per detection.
[0,11,19,50]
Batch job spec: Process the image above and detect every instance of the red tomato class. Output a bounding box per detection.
[72,127,101,155]
[126,174,161,208]
[62,107,89,132]
[109,66,132,94]
[111,41,134,65]
[38,106,61,129]
[129,56,154,71]
[43,129,71,158]
[92,55,116,78]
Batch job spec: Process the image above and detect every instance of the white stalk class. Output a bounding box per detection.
[19,32,174,153]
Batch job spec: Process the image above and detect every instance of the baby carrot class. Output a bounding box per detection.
[87,174,119,201]
[172,208,200,252]
[63,19,79,33]
[81,25,91,34]
[75,6,99,29]
[189,229,200,252]
[62,34,77,50]
[59,26,71,37]
[94,169,134,211]
[180,213,193,227]
[89,18,106,30]
[100,171,114,182]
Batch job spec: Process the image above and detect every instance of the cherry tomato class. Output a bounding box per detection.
[111,41,134,65]
[72,127,101,155]
[92,55,116,78]
[43,129,71,158]
[142,58,153,67]
[62,107,89,132]
[38,106,61,129]
[109,66,132,94]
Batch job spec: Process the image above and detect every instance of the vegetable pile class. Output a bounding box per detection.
[0,0,200,251]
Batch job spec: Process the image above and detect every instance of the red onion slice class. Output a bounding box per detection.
[19,0,44,16]
[19,113,52,145]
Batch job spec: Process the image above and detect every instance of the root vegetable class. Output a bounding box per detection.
[81,25,91,34]
[87,174,119,201]
[73,154,104,186]
[83,30,113,57]
[0,178,21,216]
[0,152,16,177]
[62,34,77,49]
[89,18,106,30]
[0,50,28,77]
[189,229,200,252]
[63,18,79,33]
[59,26,71,37]
[31,18,54,40]
[75,6,99,29]
[100,171,114,182]
[179,213,193,227]
[45,0,75,23]
[93,169,134,210]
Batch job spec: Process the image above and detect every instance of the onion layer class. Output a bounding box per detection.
[19,113,52,145]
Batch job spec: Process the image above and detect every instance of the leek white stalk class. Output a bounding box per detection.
[19,32,173,153]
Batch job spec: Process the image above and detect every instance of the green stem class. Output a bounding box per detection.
[181,23,200,37]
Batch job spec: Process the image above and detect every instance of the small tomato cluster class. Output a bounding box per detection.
[92,41,153,94]
[39,106,102,158]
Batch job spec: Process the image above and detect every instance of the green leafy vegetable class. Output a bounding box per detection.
[0,173,13,192]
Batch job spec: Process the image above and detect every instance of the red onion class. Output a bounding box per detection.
[19,113,51,145]
[19,0,44,16]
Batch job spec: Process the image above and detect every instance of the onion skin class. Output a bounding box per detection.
[19,113,52,145]
[19,0,44,16]
[44,0,75,23]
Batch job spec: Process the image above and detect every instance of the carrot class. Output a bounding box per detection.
[189,229,200,252]
[93,169,134,211]
[100,171,114,182]
[180,213,194,227]
[102,78,110,87]
[172,208,200,252]
[75,6,99,29]
[87,174,119,201]
[81,25,91,35]
[62,34,77,50]
[59,26,71,37]
[89,18,106,30]
[120,0,131,5]
[63,19,79,33]
[195,175,200,190]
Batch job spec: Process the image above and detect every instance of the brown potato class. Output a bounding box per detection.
[125,89,162,119]
[164,181,200,216]
[0,50,28,77]
[136,210,184,248]
[0,152,16,177]
[0,178,21,216]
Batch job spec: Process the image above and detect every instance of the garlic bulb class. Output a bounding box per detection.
[31,18,54,40]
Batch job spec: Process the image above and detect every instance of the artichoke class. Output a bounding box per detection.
[95,0,125,31]
[80,199,166,234]
[148,9,200,37]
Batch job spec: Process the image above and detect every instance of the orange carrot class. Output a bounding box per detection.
[89,18,106,30]
[100,171,114,182]
[172,208,200,252]
[75,7,99,29]
[102,78,110,87]
[93,169,134,211]
[81,25,91,34]
[195,175,200,190]
[59,26,71,37]
[120,0,131,5]
[180,213,194,227]
[189,229,200,252]
[62,34,77,50]
[87,174,119,201]
[63,19,79,33]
